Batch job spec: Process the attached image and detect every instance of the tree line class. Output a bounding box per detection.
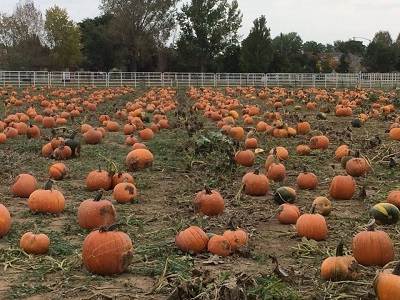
[1,0,400,73]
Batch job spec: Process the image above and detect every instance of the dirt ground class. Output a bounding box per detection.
[0,86,399,299]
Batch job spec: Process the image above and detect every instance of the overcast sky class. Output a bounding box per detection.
[2,0,399,45]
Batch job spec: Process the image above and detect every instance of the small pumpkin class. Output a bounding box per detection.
[345,150,369,177]
[370,203,400,225]
[296,206,328,241]
[20,232,50,254]
[267,158,286,182]
[235,149,255,167]
[309,135,329,149]
[86,164,112,191]
[83,127,103,144]
[296,167,318,190]
[273,186,296,204]
[28,179,66,214]
[10,173,38,198]
[241,169,269,196]
[0,204,11,237]
[373,261,400,300]
[222,228,248,251]
[175,225,209,254]
[53,143,72,160]
[321,241,359,281]
[387,190,400,209]
[352,219,395,266]
[111,172,134,188]
[82,223,133,275]
[125,148,154,171]
[193,185,224,216]
[312,196,332,216]
[48,163,68,180]
[207,234,232,256]
[276,204,300,224]
[113,181,138,204]
[78,191,117,230]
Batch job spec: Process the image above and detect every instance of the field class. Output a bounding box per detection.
[0,84,399,299]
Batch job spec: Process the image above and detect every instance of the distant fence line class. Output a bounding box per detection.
[0,71,399,89]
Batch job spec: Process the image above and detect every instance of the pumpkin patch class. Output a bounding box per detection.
[1,84,400,299]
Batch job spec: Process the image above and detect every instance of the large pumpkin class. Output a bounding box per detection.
[0,204,11,237]
[78,192,117,230]
[296,206,327,241]
[82,224,133,275]
[373,261,400,300]
[10,173,38,198]
[175,225,209,254]
[125,148,154,171]
[193,186,224,216]
[352,219,395,267]
[329,175,356,200]
[321,241,359,281]
[28,180,66,214]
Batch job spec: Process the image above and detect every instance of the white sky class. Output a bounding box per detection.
[1,0,399,45]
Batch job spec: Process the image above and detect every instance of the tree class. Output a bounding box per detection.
[45,6,82,70]
[176,0,242,72]
[270,32,302,72]
[239,15,272,73]
[100,0,178,72]
[363,31,396,72]
[334,40,365,56]
[0,0,48,70]
[302,41,326,54]
[79,15,117,71]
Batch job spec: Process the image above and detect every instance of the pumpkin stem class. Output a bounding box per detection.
[93,191,103,202]
[44,178,53,190]
[354,150,360,158]
[393,261,400,276]
[335,241,345,257]
[97,163,102,172]
[366,218,376,231]
[204,184,212,195]
[99,222,124,232]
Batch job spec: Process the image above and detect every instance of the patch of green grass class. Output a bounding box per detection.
[247,274,301,300]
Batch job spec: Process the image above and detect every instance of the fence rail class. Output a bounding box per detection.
[0,71,399,89]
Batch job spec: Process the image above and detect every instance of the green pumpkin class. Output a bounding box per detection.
[273,186,296,204]
[370,203,400,225]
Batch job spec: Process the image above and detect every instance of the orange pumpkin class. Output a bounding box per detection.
[20,232,51,255]
[193,186,224,216]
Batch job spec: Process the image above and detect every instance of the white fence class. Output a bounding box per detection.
[0,71,399,89]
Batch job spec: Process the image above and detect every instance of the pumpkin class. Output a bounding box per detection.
[78,191,117,230]
[345,150,369,177]
[175,225,209,254]
[41,142,54,157]
[0,204,11,237]
[387,190,400,209]
[312,196,332,216]
[241,169,269,196]
[49,163,68,180]
[352,219,395,266]
[235,149,255,167]
[125,148,154,171]
[321,241,359,281]
[83,128,103,144]
[86,164,112,191]
[273,186,296,204]
[28,179,66,214]
[113,181,138,204]
[334,145,352,161]
[82,224,133,275]
[111,172,134,188]
[193,185,224,216]
[329,175,356,200]
[370,203,400,225]
[244,137,258,149]
[297,120,311,135]
[53,144,72,160]
[26,124,40,139]
[373,261,400,300]
[296,144,311,156]
[10,173,38,198]
[139,128,154,141]
[207,235,232,256]
[20,232,50,254]
[296,206,328,241]
[64,134,81,158]
[267,159,286,182]
[222,228,248,251]
[296,168,318,190]
[269,146,289,160]
[276,204,300,224]
[309,135,329,149]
